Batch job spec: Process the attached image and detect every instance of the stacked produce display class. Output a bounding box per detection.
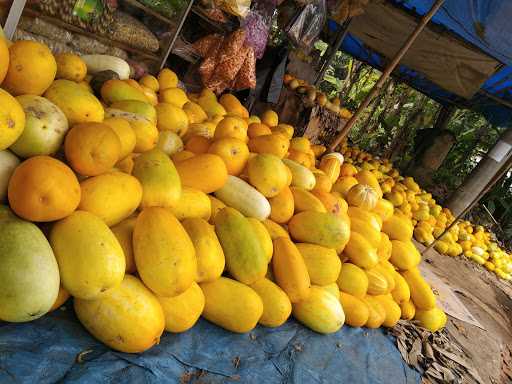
[0,34,447,355]
[283,72,353,119]
[338,146,512,281]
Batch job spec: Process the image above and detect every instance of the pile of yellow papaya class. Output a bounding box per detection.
[0,36,447,355]
[339,146,512,281]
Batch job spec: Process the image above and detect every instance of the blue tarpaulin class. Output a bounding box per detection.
[0,304,420,383]
[330,0,512,127]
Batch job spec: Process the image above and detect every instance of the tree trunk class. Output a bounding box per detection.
[388,96,428,160]
[375,88,413,154]
[355,79,393,142]
[370,81,399,132]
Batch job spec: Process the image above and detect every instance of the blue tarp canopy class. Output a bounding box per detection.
[330,0,512,127]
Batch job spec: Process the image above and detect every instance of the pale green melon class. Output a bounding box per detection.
[10,95,69,158]
[0,217,60,322]
[0,150,19,201]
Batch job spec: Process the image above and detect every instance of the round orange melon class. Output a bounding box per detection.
[64,122,121,176]
[8,156,81,222]
[2,40,57,96]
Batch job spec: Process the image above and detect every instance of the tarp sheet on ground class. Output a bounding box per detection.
[329,0,512,127]
[0,304,420,384]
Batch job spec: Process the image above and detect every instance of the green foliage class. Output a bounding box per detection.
[314,52,511,243]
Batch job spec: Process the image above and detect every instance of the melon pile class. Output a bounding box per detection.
[339,145,512,281]
[0,36,445,355]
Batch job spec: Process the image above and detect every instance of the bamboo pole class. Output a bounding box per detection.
[328,0,446,151]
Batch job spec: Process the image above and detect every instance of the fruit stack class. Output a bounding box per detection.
[339,145,512,281]
[283,73,353,119]
[0,35,445,355]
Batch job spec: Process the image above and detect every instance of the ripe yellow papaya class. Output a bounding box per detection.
[175,153,228,193]
[320,282,340,300]
[291,187,326,213]
[157,281,205,333]
[373,198,394,221]
[250,278,292,327]
[400,299,416,320]
[74,275,164,353]
[292,286,345,334]
[392,272,411,304]
[377,232,392,261]
[343,232,379,269]
[262,219,290,240]
[349,218,382,248]
[339,292,369,327]
[200,277,263,333]
[169,187,211,221]
[272,237,310,303]
[363,296,386,328]
[110,215,137,274]
[332,176,358,198]
[133,207,196,297]
[347,206,382,231]
[269,185,295,224]
[214,207,267,284]
[247,154,288,197]
[296,243,341,285]
[79,171,142,226]
[50,210,125,300]
[288,211,350,252]
[382,214,414,241]
[248,218,273,263]
[390,240,421,271]
[182,218,225,283]
[248,133,289,159]
[414,307,447,332]
[401,268,436,310]
[282,159,316,190]
[336,263,368,298]
[132,149,181,208]
[311,190,347,217]
[373,294,401,327]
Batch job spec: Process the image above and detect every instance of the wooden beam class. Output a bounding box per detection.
[479,89,512,110]
[328,0,446,151]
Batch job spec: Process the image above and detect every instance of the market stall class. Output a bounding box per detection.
[0,0,511,383]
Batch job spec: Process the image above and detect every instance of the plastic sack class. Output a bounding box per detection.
[215,0,251,18]
[234,46,256,90]
[287,0,326,53]
[242,0,277,59]
[193,34,224,57]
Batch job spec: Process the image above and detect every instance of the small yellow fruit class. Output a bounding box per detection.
[55,53,87,82]
[261,110,279,127]
[158,68,178,90]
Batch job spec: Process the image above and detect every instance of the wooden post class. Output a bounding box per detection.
[422,152,512,255]
[328,0,445,151]
[446,128,512,217]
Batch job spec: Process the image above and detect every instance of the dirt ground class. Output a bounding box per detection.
[417,243,512,384]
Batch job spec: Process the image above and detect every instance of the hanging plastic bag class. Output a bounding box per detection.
[242,0,277,59]
[214,0,251,18]
[287,0,326,53]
